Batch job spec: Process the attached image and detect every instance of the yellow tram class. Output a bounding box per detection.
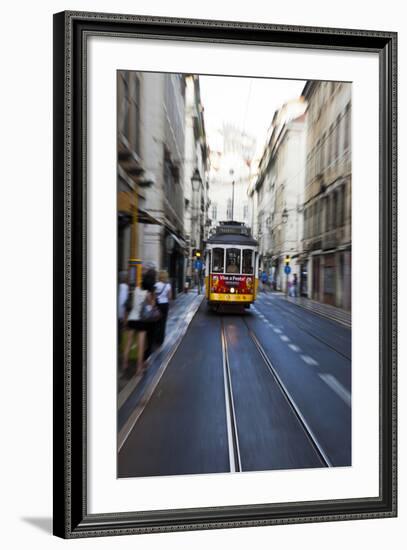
[204,221,259,310]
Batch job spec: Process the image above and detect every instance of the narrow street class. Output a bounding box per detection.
[118,292,351,477]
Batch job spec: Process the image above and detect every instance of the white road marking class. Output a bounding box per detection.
[280,335,290,342]
[301,355,319,366]
[289,344,301,353]
[273,328,282,334]
[319,374,351,407]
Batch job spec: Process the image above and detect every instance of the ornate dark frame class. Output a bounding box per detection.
[53,11,397,538]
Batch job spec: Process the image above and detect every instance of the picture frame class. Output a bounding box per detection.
[53,10,397,538]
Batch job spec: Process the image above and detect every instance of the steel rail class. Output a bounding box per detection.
[220,319,242,473]
[243,319,332,468]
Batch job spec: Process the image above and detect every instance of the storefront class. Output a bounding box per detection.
[323,253,336,306]
[164,231,187,297]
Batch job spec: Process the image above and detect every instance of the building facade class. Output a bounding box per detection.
[183,75,209,281]
[118,71,206,294]
[301,81,352,309]
[253,99,307,292]
[208,124,255,233]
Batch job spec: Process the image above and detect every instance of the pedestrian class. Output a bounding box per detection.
[140,266,157,360]
[226,258,239,274]
[194,256,203,293]
[155,270,173,347]
[118,271,129,333]
[268,272,274,291]
[292,273,298,297]
[261,270,268,291]
[122,268,158,377]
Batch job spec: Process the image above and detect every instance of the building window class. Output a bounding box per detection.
[323,196,329,233]
[133,76,141,156]
[332,190,338,229]
[313,202,318,236]
[211,203,217,221]
[309,204,314,237]
[316,139,321,175]
[304,208,308,239]
[306,153,312,184]
[320,134,326,171]
[258,211,263,236]
[329,124,335,166]
[317,200,322,235]
[243,203,249,220]
[120,72,130,140]
[226,198,232,220]
[335,116,341,163]
[339,185,346,226]
[344,102,351,151]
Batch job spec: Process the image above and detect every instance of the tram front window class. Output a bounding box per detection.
[226,248,241,274]
[212,248,224,273]
[242,249,254,274]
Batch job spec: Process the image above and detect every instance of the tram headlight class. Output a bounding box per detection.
[230,287,235,293]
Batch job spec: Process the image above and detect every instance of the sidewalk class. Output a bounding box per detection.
[264,290,351,328]
[118,289,204,439]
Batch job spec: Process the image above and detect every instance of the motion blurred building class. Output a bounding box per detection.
[117,71,209,293]
[183,75,209,281]
[208,124,255,233]
[251,98,307,292]
[301,81,352,309]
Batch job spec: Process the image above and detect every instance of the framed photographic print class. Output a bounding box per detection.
[53,11,397,538]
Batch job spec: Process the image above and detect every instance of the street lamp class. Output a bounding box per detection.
[229,169,235,220]
[191,168,202,191]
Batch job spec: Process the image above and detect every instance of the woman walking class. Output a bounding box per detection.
[154,270,172,347]
[122,269,157,377]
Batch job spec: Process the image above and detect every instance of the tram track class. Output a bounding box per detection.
[256,295,351,361]
[220,315,330,471]
[242,318,332,467]
[220,319,242,472]
[119,302,337,477]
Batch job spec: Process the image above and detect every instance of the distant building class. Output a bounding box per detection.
[208,124,255,233]
[301,81,351,309]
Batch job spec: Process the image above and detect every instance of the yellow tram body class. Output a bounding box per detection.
[204,222,259,309]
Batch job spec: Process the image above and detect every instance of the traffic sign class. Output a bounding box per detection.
[194,259,203,271]
[284,265,291,275]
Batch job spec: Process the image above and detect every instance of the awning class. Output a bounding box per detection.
[166,231,187,249]
[137,209,162,225]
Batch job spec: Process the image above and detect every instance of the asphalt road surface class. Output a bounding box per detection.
[118,292,351,478]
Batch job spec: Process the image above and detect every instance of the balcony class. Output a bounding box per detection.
[118,133,145,180]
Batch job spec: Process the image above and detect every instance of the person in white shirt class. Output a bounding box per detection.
[118,271,129,325]
[154,270,173,346]
[122,269,156,377]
